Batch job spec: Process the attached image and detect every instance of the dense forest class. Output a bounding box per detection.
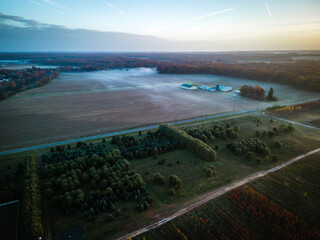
[0,67,59,100]
[157,61,320,92]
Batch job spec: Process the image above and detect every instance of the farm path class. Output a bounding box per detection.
[116,148,320,240]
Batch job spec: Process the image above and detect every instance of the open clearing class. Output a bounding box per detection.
[0,68,319,151]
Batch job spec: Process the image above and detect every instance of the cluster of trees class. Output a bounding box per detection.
[240,85,265,100]
[153,173,182,196]
[112,131,180,160]
[41,141,110,163]
[159,124,217,161]
[204,165,217,178]
[187,123,240,141]
[34,55,165,72]
[227,138,272,162]
[21,156,43,240]
[43,150,148,220]
[0,67,59,100]
[255,124,295,138]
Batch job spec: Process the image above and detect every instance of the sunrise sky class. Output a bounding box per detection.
[1,0,320,51]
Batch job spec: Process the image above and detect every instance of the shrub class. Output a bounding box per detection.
[169,175,182,189]
[233,125,241,133]
[275,141,283,148]
[169,188,176,196]
[206,168,214,177]
[153,173,165,185]
[256,158,261,164]
[255,130,261,137]
[246,151,255,161]
[287,124,295,133]
[268,131,276,138]
[272,154,279,162]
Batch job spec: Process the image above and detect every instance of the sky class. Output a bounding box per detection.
[1,0,320,51]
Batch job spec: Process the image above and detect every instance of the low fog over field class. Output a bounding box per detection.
[0,68,319,150]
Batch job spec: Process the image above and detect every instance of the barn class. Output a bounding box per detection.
[180,83,198,90]
[200,85,216,92]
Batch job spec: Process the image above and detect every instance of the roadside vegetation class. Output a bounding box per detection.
[267,101,320,127]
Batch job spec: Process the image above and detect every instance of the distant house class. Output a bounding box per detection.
[200,85,216,92]
[180,83,198,90]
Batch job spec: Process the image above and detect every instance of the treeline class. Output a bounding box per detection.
[187,123,240,142]
[21,156,43,240]
[0,67,59,100]
[240,85,265,100]
[37,56,166,72]
[159,124,217,161]
[112,130,180,160]
[157,61,320,92]
[42,141,110,163]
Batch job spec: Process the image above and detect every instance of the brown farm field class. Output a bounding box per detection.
[0,68,319,151]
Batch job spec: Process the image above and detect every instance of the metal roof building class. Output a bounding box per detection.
[180,83,198,90]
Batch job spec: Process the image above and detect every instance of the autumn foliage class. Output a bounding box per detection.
[0,67,59,100]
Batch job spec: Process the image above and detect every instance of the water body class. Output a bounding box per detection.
[0,68,319,151]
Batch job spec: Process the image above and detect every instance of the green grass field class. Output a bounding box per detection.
[134,152,320,240]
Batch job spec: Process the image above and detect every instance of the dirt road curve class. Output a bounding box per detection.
[117,148,320,240]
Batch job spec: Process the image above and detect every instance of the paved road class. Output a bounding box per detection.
[117,148,320,240]
[255,112,320,130]
[0,97,318,156]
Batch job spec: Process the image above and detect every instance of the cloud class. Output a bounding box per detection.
[0,13,39,27]
[0,13,173,52]
[29,0,66,15]
[42,0,69,10]
[106,2,127,18]
[265,2,273,19]
[187,7,238,22]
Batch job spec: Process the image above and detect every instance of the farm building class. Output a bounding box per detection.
[216,84,232,92]
[180,83,198,90]
[200,85,216,92]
